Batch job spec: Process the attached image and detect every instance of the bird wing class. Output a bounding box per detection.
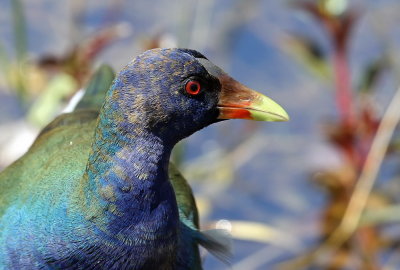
[0,110,96,220]
[170,163,232,268]
[0,65,114,224]
[169,162,200,228]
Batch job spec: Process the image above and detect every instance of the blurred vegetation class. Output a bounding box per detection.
[279,0,400,269]
[1,0,400,269]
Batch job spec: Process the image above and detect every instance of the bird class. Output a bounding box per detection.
[75,63,231,269]
[0,48,288,269]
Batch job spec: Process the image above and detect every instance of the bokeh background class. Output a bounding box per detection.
[1,0,400,269]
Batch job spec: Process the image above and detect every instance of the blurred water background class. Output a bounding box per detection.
[1,0,400,269]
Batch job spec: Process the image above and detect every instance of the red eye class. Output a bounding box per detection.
[185,80,201,95]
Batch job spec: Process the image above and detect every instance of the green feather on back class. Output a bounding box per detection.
[75,65,116,111]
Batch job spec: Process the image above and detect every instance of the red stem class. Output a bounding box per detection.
[333,49,354,127]
[333,48,362,167]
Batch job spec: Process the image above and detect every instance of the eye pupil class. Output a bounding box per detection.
[185,80,201,95]
[191,84,198,91]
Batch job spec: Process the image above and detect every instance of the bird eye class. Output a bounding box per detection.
[185,80,201,95]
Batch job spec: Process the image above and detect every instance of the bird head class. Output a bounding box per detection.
[105,48,289,143]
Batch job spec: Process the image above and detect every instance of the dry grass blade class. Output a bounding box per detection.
[278,84,400,269]
[214,220,302,250]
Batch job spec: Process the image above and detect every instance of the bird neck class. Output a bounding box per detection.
[82,107,179,248]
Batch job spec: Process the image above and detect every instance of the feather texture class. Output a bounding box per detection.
[0,50,233,269]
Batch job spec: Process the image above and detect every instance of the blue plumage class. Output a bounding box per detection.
[0,48,288,269]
